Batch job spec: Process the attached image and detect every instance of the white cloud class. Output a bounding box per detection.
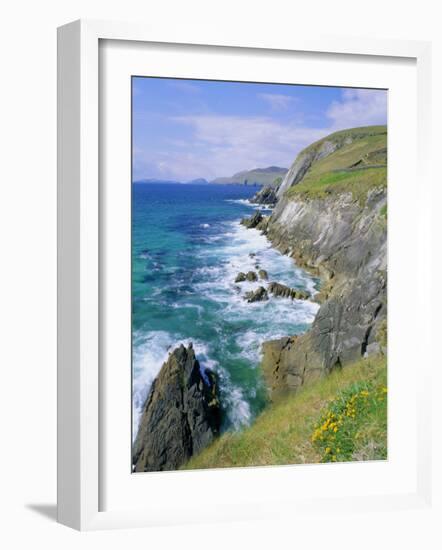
[133,88,388,181]
[156,114,326,180]
[327,89,387,129]
[259,93,295,111]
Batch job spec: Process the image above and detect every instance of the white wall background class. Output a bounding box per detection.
[0,0,440,547]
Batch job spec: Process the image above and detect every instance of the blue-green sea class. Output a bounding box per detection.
[132,183,319,438]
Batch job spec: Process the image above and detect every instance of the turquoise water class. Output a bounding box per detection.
[132,183,319,438]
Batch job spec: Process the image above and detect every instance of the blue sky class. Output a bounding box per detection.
[132,77,387,182]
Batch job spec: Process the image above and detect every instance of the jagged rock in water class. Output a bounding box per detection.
[235,272,247,283]
[240,211,263,229]
[244,286,268,303]
[258,269,268,280]
[251,185,279,205]
[268,281,310,300]
[245,271,258,282]
[132,343,221,472]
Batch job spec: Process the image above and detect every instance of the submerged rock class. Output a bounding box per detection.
[246,271,258,282]
[244,286,269,303]
[132,343,221,472]
[235,272,247,283]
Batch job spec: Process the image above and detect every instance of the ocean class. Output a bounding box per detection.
[132,182,319,439]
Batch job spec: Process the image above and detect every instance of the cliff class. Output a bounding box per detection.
[257,126,388,398]
[133,343,221,472]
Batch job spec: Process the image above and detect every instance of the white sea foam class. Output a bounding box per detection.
[193,220,320,363]
[226,198,273,212]
[200,223,210,228]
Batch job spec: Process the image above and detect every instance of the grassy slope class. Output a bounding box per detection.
[183,355,387,470]
[213,167,287,186]
[286,125,387,204]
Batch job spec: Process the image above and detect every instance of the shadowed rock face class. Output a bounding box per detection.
[132,344,221,472]
[240,211,263,229]
[251,185,279,205]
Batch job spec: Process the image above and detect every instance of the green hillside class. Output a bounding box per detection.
[212,166,287,186]
[182,355,387,470]
[287,125,387,204]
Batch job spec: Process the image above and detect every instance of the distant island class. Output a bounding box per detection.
[133,167,287,187]
[211,166,287,186]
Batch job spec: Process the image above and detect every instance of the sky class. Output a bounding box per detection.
[132,77,387,182]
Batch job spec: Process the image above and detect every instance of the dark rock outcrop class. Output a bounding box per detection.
[240,211,263,229]
[251,185,279,205]
[132,343,221,472]
[268,282,310,300]
[235,272,247,283]
[245,271,258,282]
[244,286,268,303]
[241,212,269,234]
[258,269,268,280]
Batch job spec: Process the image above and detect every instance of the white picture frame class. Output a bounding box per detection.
[57,19,433,531]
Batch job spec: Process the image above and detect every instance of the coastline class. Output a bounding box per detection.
[132,183,319,444]
[133,125,388,470]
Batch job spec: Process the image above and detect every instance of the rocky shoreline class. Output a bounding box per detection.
[247,127,387,399]
[133,125,388,469]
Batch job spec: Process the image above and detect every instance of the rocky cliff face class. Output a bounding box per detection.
[276,141,335,199]
[132,343,221,472]
[251,185,279,205]
[257,126,388,398]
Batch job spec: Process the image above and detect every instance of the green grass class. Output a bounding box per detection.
[286,125,387,204]
[182,355,387,470]
[287,166,386,204]
[213,167,287,186]
[312,378,387,462]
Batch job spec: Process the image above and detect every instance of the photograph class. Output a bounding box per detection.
[130,76,388,472]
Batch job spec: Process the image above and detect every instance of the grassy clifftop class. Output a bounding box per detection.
[212,166,287,186]
[182,355,387,470]
[286,125,387,204]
